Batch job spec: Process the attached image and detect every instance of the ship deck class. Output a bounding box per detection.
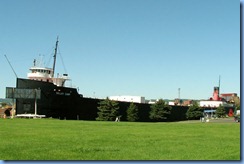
[16,114,46,119]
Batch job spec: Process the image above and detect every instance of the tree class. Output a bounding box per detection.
[127,103,139,122]
[235,105,240,111]
[216,105,226,118]
[230,96,240,107]
[149,99,171,121]
[1,102,7,108]
[186,101,203,120]
[234,104,240,115]
[96,97,119,121]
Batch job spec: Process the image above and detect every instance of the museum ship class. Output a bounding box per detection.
[16,38,102,120]
[14,38,188,121]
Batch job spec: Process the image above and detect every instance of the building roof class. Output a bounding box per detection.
[220,93,237,96]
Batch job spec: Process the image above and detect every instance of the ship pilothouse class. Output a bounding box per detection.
[27,38,69,87]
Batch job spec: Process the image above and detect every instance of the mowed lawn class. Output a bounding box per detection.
[0,118,240,160]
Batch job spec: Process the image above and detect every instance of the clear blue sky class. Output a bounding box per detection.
[0,0,240,100]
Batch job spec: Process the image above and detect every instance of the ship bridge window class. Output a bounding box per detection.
[32,69,37,73]
[44,70,50,74]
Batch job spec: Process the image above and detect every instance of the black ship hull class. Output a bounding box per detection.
[16,78,99,120]
[16,78,189,121]
[13,38,190,121]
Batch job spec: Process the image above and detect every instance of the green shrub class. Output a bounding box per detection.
[186,102,203,120]
[127,103,139,122]
[149,99,171,121]
[96,97,119,121]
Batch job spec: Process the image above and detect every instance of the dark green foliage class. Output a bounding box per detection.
[127,103,139,122]
[216,105,226,118]
[186,102,203,120]
[149,99,171,121]
[235,105,240,113]
[236,105,240,111]
[96,97,119,121]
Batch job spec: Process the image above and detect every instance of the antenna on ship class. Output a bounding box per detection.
[4,55,18,78]
[52,36,59,78]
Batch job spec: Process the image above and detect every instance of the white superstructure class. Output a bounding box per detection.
[27,38,69,87]
[199,100,226,108]
[109,95,146,103]
[27,66,69,87]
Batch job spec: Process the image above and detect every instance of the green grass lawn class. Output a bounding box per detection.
[0,118,240,160]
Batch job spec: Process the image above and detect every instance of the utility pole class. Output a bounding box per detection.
[218,75,221,97]
[178,88,181,105]
[178,88,180,99]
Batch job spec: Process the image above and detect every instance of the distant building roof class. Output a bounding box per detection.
[220,93,237,96]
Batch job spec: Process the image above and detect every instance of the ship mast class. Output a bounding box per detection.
[52,37,59,78]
